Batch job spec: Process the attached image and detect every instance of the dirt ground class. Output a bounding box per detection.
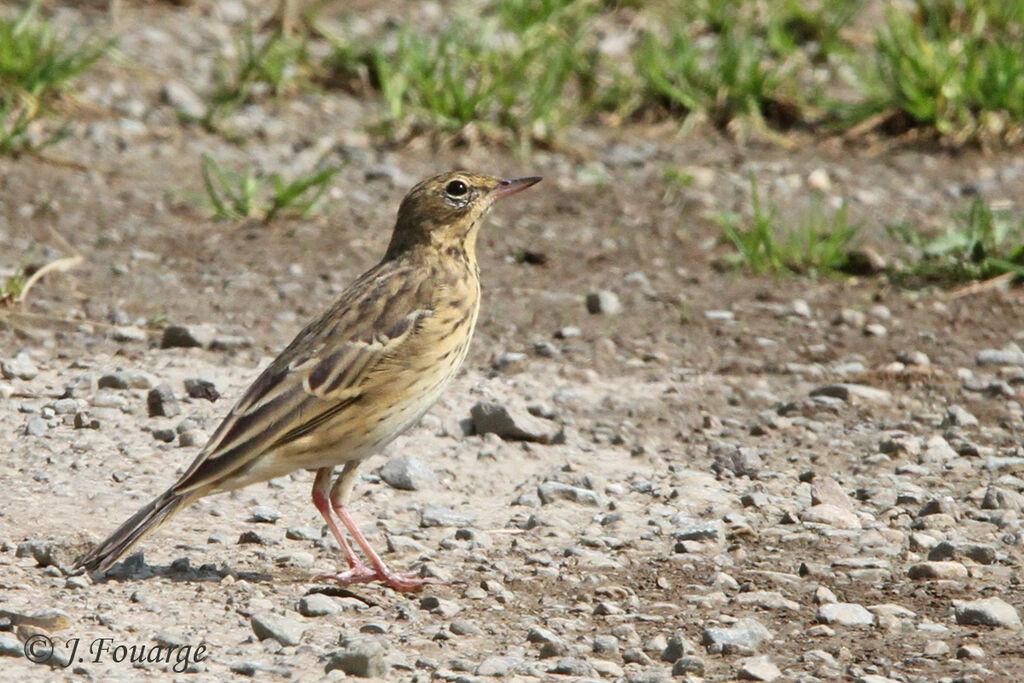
[3,2,1024,682]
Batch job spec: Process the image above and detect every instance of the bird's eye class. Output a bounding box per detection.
[445,180,468,197]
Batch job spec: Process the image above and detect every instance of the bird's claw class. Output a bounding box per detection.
[320,564,446,592]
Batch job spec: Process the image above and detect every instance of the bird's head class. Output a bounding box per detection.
[386,171,541,262]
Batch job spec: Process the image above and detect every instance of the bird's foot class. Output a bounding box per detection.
[321,564,445,592]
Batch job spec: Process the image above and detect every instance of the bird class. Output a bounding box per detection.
[75,171,542,591]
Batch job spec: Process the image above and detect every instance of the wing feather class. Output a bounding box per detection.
[169,259,434,495]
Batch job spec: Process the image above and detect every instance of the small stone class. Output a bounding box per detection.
[470,401,562,443]
[672,656,705,676]
[807,168,830,192]
[954,597,1022,629]
[908,561,968,580]
[712,448,762,478]
[0,634,23,657]
[982,485,1023,511]
[298,594,342,617]
[179,429,208,447]
[161,324,216,349]
[554,326,581,339]
[537,481,600,506]
[326,635,389,677]
[380,455,437,491]
[112,325,147,342]
[811,478,854,509]
[816,603,874,627]
[977,342,1024,366]
[25,417,48,436]
[737,655,781,681]
[809,384,891,405]
[161,81,205,119]
[420,505,474,528]
[147,384,180,417]
[184,378,220,402]
[476,655,520,676]
[1,353,38,380]
[586,290,621,315]
[251,613,305,646]
[248,506,282,524]
[548,657,593,676]
[801,504,861,529]
[702,618,771,654]
[923,640,950,657]
[956,644,985,659]
[152,428,176,442]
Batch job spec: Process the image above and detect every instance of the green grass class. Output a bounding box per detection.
[203,26,311,128]
[0,1,110,155]
[200,154,338,222]
[323,0,600,143]
[846,0,1024,144]
[715,176,860,275]
[888,199,1024,283]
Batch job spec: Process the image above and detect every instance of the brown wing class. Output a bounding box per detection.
[170,258,435,495]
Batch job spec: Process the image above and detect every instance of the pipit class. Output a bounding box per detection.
[76,171,541,591]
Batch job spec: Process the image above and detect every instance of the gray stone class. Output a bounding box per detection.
[470,401,562,443]
[298,594,341,617]
[476,655,521,676]
[977,342,1024,366]
[112,325,147,342]
[942,405,979,428]
[712,448,762,478]
[1,353,38,380]
[586,290,622,315]
[672,656,705,676]
[737,655,781,681]
[25,417,48,436]
[326,635,389,677]
[184,378,220,401]
[548,656,593,675]
[954,597,1022,629]
[811,477,854,509]
[702,618,771,654]
[0,634,23,657]
[801,504,861,529]
[982,485,1023,511]
[251,613,305,646]
[380,455,437,491]
[179,429,208,447]
[908,561,968,580]
[161,324,216,349]
[809,384,892,405]
[161,81,205,119]
[248,506,282,523]
[420,505,474,528]
[538,481,600,506]
[816,602,874,626]
[147,384,180,417]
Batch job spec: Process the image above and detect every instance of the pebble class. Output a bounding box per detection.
[801,504,861,529]
[420,505,475,528]
[702,618,771,654]
[111,325,147,342]
[977,342,1024,366]
[147,384,181,417]
[298,594,342,617]
[184,378,220,401]
[326,635,389,677]
[548,656,593,675]
[248,506,282,523]
[585,290,622,315]
[25,417,48,436]
[380,455,437,491]
[476,655,521,676]
[161,81,205,119]
[672,656,705,676]
[737,655,781,681]
[907,561,968,580]
[179,429,208,447]
[537,481,600,506]
[1,353,38,380]
[250,613,305,646]
[816,603,874,627]
[470,401,562,443]
[809,384,892,405]
[161,324,217,349]
[954,597,1022,629]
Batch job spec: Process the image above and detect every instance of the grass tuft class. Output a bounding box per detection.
[200,154,338,223]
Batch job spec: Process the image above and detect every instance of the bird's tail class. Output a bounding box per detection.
[75,489,196,573]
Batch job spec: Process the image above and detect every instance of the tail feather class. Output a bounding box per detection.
[75,489,195,573]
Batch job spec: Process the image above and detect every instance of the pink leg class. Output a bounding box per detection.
[311,468,376,581]
[321,461,443,592]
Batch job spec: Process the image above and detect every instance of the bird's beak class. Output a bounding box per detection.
[492,176,542,200]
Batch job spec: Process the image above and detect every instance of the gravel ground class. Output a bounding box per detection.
[3,2,1024,682]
